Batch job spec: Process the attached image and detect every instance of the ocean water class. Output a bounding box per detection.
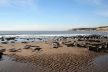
[0,31,108,42]
[0,31,108,36]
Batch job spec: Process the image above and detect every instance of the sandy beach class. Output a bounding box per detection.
[0,40,107,72]
[0,34,108,72]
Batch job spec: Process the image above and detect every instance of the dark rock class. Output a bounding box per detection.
[24,45,31,49]
[87,40,100,42]
[33,47,42,51]
[0,49,6,52]
[22,42,27,43]
[1,42,8,44]
[1,37,5,41]
[106,43,108,48]
[88,46,100,52]
[27,38,29,40]
[31,46,40,47]
[5,37,16,41]
[11,41,15,43]
[65,43,75,47]
[0,52,3,58]
[53,42,60,48]
[9,48,18,52]
[76,43,86,48]
[37,38,42,40]
[103,42,108,49]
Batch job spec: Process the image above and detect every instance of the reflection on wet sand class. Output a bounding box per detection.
[0,53,108,72]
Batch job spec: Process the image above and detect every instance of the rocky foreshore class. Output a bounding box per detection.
[0,35,108,72]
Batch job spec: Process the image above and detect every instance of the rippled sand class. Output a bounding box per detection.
[0,42,108,72]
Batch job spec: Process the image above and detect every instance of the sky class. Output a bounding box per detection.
[0,0,108,31]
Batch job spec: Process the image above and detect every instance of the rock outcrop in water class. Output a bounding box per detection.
[5,37,16,41]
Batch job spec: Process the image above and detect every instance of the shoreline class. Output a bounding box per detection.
[0,34,108,72]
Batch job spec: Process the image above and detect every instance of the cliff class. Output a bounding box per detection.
[69,26,108,31]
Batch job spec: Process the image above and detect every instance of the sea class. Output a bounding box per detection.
[0,31,108,42]
[0,31,108,36]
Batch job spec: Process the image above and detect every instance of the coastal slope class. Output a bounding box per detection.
[69,26,108,31]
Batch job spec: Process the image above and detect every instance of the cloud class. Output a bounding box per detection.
[76,0,108,17]
[0,24,70,31]
[75,0,102,5]
[92,0,108,17]
[95,10,108,17]
[0,0,38,10]
[0,0,10,6]
[88,0,101,5]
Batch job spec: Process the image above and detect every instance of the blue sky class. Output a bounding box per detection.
[0,0,108,31]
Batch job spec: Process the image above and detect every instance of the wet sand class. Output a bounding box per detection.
[0,56,43,72]
[0,41,108,72]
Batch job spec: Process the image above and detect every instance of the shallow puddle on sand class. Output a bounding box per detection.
[92,54,108,72]
[0,56,42,72]
[79,54,108,72]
